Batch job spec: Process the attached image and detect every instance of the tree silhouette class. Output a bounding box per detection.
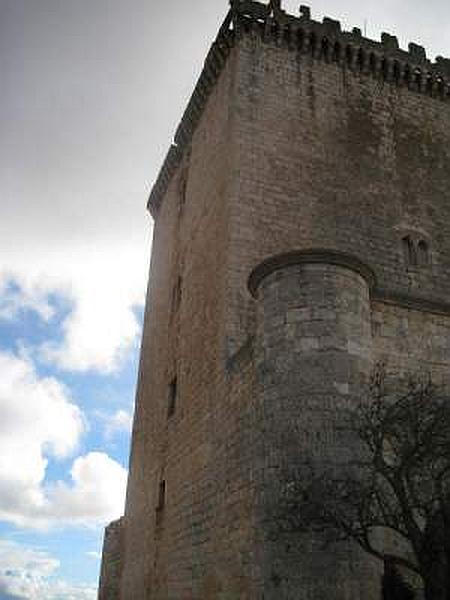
[274,372,450,600]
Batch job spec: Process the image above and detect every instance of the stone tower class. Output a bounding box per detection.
[99,2,450,598]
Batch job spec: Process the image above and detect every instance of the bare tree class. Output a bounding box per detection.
[274,373,450,600]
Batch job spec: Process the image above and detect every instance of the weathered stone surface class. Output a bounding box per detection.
[99,2,450,599]
[98,518,124,600]
[250,260,378,599]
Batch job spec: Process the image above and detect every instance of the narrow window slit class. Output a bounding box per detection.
[157,480,166,511]
[417,240,430,266]
[168,377,177,418]
[402,236,417,267]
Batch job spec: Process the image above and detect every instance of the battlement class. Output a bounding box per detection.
[232,1,450,80]
[148,1,450,216]
[233,1,449,69]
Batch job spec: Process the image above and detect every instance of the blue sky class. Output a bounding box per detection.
[1,0,449,598]
[0,298,141,598]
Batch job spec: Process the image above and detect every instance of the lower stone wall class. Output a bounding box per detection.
[98,518,124,600]
[372,300,450,387]
[104,299,450,599]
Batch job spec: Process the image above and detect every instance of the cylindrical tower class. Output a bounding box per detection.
[249,250,378,599]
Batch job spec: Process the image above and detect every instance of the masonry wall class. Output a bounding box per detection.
[113,13,450,600]
[119,45,259,599]
[222,26,450,599]
[372,302,450,388]
[249,261,379,598]
[98,519,124,600]
[227,30,450,357]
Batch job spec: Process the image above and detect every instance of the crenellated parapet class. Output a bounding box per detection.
[231,0,450,93]
[148,1,450,217]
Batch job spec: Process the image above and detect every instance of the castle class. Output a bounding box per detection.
[99,2,450,598]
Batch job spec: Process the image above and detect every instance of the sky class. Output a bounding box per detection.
[0,0,449,598]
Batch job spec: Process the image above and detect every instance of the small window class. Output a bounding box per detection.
[171,277,182,314]
[178,171,188,210]
[156,480,166,511]
[417,240,430,266]
[168,377,177,418]
[402,236,416,267]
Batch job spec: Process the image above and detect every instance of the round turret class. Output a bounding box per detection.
[248,250,378,599]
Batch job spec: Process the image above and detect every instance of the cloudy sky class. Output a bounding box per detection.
[1,0,449,598]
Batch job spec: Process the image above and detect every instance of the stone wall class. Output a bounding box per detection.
[249,257,378,598]
[98,518,124,600]
[118,34,242,599]
[223,16,450,596]
[228,24,450,357]
[101,2,450,599]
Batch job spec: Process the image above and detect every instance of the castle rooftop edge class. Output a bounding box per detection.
[147,0,450,217]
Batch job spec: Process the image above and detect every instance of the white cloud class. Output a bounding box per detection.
[0,351,126,529]
[45,453,127,527]
[0,350,84,527]
[38,247,144,373]
[0,279,55,323]
[103,409,134,440]
[0,241,147,374]
[0,540,97,600]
